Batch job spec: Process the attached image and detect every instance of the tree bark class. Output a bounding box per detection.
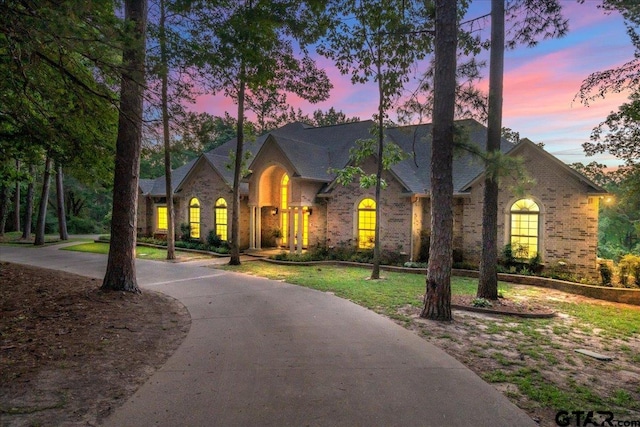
[102,0,147,293]
[477,0,505,300]
[229,66,246,266]
[159,0,175,260]
[22,164,35,240]
[14,159,20,233]
[371,59,384,280]
[35,156,53,246]
[0,184,8,236]
[55,164,68,240]
[420,0,458,321]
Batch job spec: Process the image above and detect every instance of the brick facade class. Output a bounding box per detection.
[461,143,600,279]
[137,123,602,280]
[325,157,412,254]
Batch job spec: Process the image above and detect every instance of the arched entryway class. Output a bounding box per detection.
[249,165,309,253]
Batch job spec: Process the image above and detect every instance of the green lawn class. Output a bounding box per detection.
[0,231,63,245]
[218,262,509,320]
[220,261,640,338]
[62,242,208,261]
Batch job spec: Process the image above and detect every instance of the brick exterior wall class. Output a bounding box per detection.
[462,143,600,279]
[325,157,412,254]
[139,158,250,248]
[138,140,600,279]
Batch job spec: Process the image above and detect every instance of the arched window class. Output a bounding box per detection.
[357,198,376,249]
[281,174,289,244]
[510,198,539,259]
[189,197,201,239]
[214,198,228,241]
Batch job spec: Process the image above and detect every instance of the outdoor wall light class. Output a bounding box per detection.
[271,207,278,216]
[308,208,313,216]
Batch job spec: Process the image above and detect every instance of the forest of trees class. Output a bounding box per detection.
[1,0,638,311]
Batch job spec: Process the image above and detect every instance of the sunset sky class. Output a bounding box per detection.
[193,1,635,167]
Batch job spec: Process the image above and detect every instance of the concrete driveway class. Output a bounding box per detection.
[0,243,537,427]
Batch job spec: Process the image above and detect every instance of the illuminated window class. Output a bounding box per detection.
[281,174,289,244]
[279,174,309,247]
[358,198,376,249]
[157,206,167,230]
[214,198,228,241]
[510,198,539,259]
[189,197,200,239]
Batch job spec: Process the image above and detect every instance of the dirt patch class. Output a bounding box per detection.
[401,290,640,427]
[0,262,191,427]
[452,294,555,317]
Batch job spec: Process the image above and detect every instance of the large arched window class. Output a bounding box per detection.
[214,198,228,241]
[357,198,376,249]
[281,174,289,244]
[189,197,201,239]
[510,198,539,259]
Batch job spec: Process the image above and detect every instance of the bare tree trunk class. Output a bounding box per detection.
[477,0,505,300]
[371,60,384,280]
[56,164,68,240]
[0,184,8,236]
[14,159,20,232]
[35,156,53,246]
[229,67,246,266]
[159,0,175,260]
[420,0,458,321]
[22,164,35,240]
[102,0,147,293]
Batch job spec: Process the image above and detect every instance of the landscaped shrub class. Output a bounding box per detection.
[417,230,430,263]
[472,297,493,308]
[599,262,613,286]
[528,253,543,274]
[179,223,191,242]
[500,243,515,268]
[618,254,640,288]
[66,216,100,234]
[207,230,224,249]
[379,247,408,266]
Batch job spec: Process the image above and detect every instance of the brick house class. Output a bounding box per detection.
[138,119,606,278]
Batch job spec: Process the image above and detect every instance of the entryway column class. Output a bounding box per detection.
[256,207,262,250]
[289,208,295,253]
[249,206,256,250]
[297,207,303,254]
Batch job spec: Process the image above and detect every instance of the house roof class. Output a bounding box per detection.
[141,157,199,197]
[140,118,602,198]
[459,138,608,195]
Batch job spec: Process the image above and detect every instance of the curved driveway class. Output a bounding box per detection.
[0,243,536,427]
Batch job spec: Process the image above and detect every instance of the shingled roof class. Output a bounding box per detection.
[141,118,603,198]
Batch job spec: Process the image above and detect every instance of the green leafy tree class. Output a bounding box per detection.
[319,0,432,279]
[184,0,332,265]
[575,0,639,259]
[572,162,640,259]
[1,0,119,240]
[311,107,360,127]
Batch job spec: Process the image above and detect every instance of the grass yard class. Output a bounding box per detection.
[0,231,65,245]
[220,261,640,426]
[62,242,210,262]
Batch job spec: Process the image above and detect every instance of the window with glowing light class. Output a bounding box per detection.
[281,174,289,244]
[358,198,376,249]
[157,206,167,230]
[189,197,201,239]
[510,198,539,259]
[214,198,228,241]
